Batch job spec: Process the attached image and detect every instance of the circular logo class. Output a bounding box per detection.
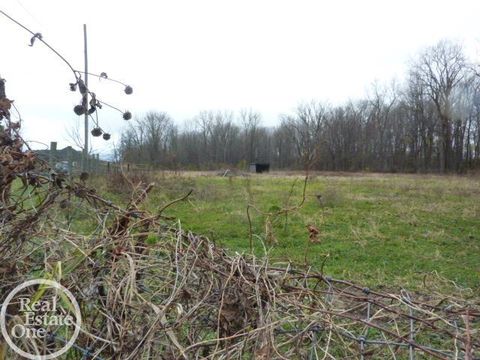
[0,279,82,359]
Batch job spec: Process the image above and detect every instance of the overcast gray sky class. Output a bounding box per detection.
[1,0,480,157]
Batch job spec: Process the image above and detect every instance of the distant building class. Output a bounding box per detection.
[35,146,82,163]
[249,163,270,173]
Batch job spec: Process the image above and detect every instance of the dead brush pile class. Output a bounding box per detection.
[0,91,479,359]
[104,170,154,197]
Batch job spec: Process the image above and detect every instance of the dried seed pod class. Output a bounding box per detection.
[74,105,86,116]
[91,127,102,137]
[89,94,97,108]
[78,79,87,95]
[124,85,133,95]
[69,83,77,92]
[123,111,132,120]
[102,133,111,140]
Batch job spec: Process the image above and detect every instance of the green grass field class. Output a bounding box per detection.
[99,172,480,291]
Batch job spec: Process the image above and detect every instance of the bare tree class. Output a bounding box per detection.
[281,101,327,169]
[116,40,480,173]
[411,40,467,172]
[239,109,262,163]
[120,112,175,167]
[65,118,91,154]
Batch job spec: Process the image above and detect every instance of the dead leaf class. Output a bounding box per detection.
[307,224,321,243]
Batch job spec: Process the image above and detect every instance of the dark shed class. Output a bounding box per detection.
[249,163,270,173]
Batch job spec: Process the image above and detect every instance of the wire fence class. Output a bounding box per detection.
[41,142,163,177]
[2,268,478,359]
[267,280,477,360]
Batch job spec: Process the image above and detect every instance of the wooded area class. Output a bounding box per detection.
[119,40,480,173]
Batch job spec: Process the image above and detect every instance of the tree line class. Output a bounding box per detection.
[119,40,480,173]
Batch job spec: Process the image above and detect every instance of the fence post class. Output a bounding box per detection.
[49,141,57,168]
[0,78,6,98]
[401,290,416,360]
[66,146,73,175]
[409,306,415,360]
[95,154,99,174]
[309,325,321,360]
[463,310,472,360]
[360,287,371,360]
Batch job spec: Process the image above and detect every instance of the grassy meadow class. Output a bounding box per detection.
[97,171,480,291]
